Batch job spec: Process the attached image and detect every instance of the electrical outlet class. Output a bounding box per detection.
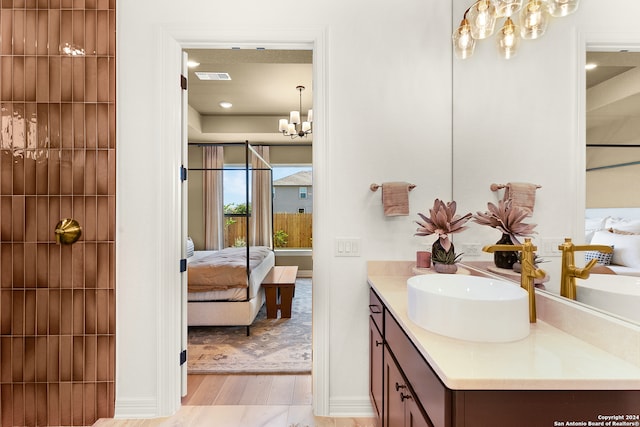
[460,243,482,256]
[335,238,361,257]
[539,237,565,257]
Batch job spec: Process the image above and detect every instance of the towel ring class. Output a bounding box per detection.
[490,183,541,192]
[370,183,416,192]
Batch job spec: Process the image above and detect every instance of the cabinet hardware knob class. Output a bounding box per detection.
[395,382,407,391]
[54,218,82,245]
[400,392,412,402]
[375,340,383,347]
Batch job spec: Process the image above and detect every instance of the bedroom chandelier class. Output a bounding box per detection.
[278,85,313,139]
[452,0,579,60]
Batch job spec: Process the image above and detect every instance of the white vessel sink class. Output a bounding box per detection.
[407,274,530,342]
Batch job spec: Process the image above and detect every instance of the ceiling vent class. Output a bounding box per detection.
[194,72,232,81]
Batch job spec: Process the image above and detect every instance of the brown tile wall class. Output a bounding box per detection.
[0,1,115,426]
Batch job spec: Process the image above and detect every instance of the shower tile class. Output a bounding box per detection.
[60,104,73,151]
[35,383,47,426]
[25,103,37,150]
[13,10,25,55]
[48,55,61,102]
[23,151,35,195]
[24,288,36,335]
[72,289,84,334]
[36,103,48,149]
[36,243,48,287]
[48,150,60,194]
[73,150,85,193]
[86,0,96,9]
[85,9,96,55]
[72,196,84,231]
[1,384,13,427]
[25,196,36,241]
[25,10,37,55]
[25,56,37,101]
[48,8,60,55]
[12,291,24,335]
[96,196,107,241]
[23,336,36,382]
[95,289,107,334]
[84,196,96,241]
[108,243,114,289]
[11,383,24,427]
[47,383,60,427]
[96,149,107,194]
[12,336,24,382]
[72,382,83,425]
[12,151,25,195]
[1,337,11,382]
[36,151,48,195]
[97,0,108,10]
[72,57,84,102]
[60,241,72,288]
[84,382,96,424]
[96,335,108,380]
[72,9,84,47]
[47,335,60,381]
[13,56,25,101]
[48,104,60,149]
[108,149,115,194]
[96,382,108,419]
[85,242,96,288]
[108,195,114,240]
[60,289,72,334]
[12,243,24,288]
[48,289,60,335]
[60,57,72,102]
[59,381,72,426]
[0,290,10,334]
[49,240,61,288]
[85,104,97,148]
[108,288,114,331]
[36,56,49,102]
[36,10,48,56]
[85,287,96,334]
[85,337,97,383]
[60,9,72,48]
[0,151,12,195]
[95,10,108,55]
[1,196,11,241]
[0,9,12,56]
[12,196,25,242]
[72,242,84,288]
[109,9,114,56]
[59,335,72,381]
[1,244,12,288]
[24,243,36,286]
[97,57,109,102]
[35,336,47,381]
[85,150,96,194]
[23,383,36,426]
[109,49,115,100]
[59,149,72,194]
[96,103,108,148]
[96,243,107,289]
[60,195,72,222]
[35,288,48,334]
[1,57,13,100]
[73,336,83,381]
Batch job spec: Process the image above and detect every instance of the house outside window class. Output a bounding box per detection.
[299,187,308,199]
[272,168,313,248]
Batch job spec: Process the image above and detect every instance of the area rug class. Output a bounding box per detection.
[187,278,312,374]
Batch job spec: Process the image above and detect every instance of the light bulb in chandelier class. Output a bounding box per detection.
[520,0,549,39]
[547,0,579,17]
[452,18,476,59]
[497,17,521,59]
[468,0,497,39]
[278,85,313,139]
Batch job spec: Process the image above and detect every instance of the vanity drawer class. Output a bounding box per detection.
[385,310,451,427]
[369,288,384,333]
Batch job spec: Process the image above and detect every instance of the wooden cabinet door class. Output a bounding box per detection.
[370,317,384,425]
[406,395,432,427]
[384,347,406,427]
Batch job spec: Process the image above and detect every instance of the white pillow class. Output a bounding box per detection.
[186,237,195,258]
[609,219,640,234]
[585,216,609,243]
[590,230,640,268]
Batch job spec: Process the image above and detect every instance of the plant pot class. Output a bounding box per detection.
[433,262,458,274]
[494,233,518,269]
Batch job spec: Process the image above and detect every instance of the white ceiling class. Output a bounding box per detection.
[184,49,313,144]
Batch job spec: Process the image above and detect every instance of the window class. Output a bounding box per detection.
[298,208,306,213]
[299,187,307,199]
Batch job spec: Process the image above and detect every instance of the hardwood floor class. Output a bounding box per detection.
[93,374,376,427]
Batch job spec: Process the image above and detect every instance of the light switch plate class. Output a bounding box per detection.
[335,238,361,257]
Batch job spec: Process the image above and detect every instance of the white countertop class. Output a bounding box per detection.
[368,268,640,390]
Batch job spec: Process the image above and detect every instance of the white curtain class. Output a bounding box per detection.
[250,145,273,247]
[204,146,224,250]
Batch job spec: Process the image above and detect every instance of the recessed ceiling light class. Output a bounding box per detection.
[195,72,232,81]
[219,102,233,109]
[585,63,598,70]
[187,60,200,68]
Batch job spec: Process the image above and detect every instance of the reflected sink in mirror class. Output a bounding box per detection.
[576,274,640,323]
[407,274,530,343]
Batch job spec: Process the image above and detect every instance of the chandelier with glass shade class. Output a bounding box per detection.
[452,0,579,60]
[278,85,313,139]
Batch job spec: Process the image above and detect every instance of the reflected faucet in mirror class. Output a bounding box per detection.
[483,238,545,323]
[557,238,613,301]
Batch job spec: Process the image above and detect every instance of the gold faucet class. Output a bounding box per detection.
[557,238,612,301]
[483,238,545,323]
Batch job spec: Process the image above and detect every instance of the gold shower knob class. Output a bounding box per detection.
[54,218,82,244]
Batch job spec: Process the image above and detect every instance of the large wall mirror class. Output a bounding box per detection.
[579,46,640,325]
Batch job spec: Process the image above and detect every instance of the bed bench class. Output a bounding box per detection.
[262,266,298,318]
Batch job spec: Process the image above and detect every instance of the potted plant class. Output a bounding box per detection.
[431,244,464,274]
[472,199,537,269]
[415,199,472,273]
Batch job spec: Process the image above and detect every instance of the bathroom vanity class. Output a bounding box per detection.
[368,261,640,427]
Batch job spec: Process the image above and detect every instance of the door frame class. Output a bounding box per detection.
[156,25,330,415]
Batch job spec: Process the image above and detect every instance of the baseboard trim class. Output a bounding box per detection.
[114,397,159,419]
[328,396,376,418]
[297,269,313,278]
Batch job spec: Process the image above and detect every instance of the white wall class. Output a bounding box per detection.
[115,0,640,419]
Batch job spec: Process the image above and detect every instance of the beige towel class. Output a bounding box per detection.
[504,182,539,215]
[382,182,411,216]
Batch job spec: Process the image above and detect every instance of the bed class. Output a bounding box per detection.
[186,142,275,334]
[585,208,640,276]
